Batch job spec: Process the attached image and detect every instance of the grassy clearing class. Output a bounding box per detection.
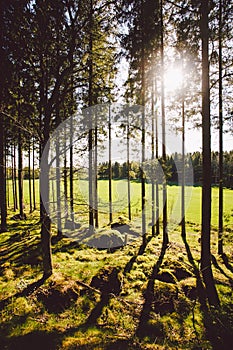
[1,183,233,349]
[8,179,233,231]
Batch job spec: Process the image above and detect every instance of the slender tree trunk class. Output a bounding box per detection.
[181,56,186,239]
[28,142,33,213]
[32,138,36,210]
[108,105,113,223]
[151,77,155,236]
[56,135,62,237]
[0,1,7,232]
[13,143,18,210]
[70,116,74,226]
[155,79,160,236]
[40,112,53,278]
[0,113,7,232]
[88,0,94,230]
[18,131,24,219]
[218,0,223,255]
[11,146,16,211]
[160,0,168,249]
[63,125,68,220]
[6,148,9,208]
[127,108,131,221]
[94,110,99,227]
[141,0,146,245]
[200,0,219,306]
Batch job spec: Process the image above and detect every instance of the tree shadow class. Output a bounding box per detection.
[136,244,166,338]
[124,235,153,275]
[182,235,207,308]
[211,254,233,286]
[0,330,62,350]
[221,253,233,274]
[0,276,48,311]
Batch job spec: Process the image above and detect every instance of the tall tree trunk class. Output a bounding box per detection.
[218,0,223,255]
[55,106,62,237]
[6,148,9,208]
[63,125,68,220]
[181,56,186,240]
[88,0,94,230]
[28,142,33,213]
[160,0,168,249]
[154,79,160,236]
[108,105,113,223]
[18,131,24,219]
[151,77,155,236]
[11,146,16,211]
[32,138,36,210]
[0,113,7,232]
[94,110,99,227]
[69,115,74,226]
[141,0,146,245]
[13,143,18,210]
[127,108,131,221]
[40,111,53,278]
[0,0,7,232]
[56,135,62,237]
[200,0,219,306]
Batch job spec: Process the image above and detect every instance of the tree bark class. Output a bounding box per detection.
[32,138,36,210]
[200,0,219,306]
[0,113,7,232]
[88,0,94,230]
[181,56,186,240]
[141,0,146,245]
[40,112,53,278]
[108,105,113,223]
[218,0,223,255]
[28,142,33,213]
[127,108,131,221]
[18,130,24,219]
[160,0,168,249]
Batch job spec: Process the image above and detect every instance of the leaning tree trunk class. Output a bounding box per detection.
[200,0,219,306]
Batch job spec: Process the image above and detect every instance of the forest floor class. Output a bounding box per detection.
[0,208,233,350]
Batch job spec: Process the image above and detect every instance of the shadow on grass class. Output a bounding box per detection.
[202,306,233,350]
[211,254,233,286]
[0,276,48,311]
[221,253,233,274]
[0,330,62,350]
[124,235,153,275]
[136,243,166,338]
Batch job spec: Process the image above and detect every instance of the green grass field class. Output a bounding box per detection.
[9,179,233,230]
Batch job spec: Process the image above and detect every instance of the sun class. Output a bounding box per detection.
[164,65,183,94]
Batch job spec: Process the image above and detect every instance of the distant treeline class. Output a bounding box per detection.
[98,151,233,188]
[5,150,233,189]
